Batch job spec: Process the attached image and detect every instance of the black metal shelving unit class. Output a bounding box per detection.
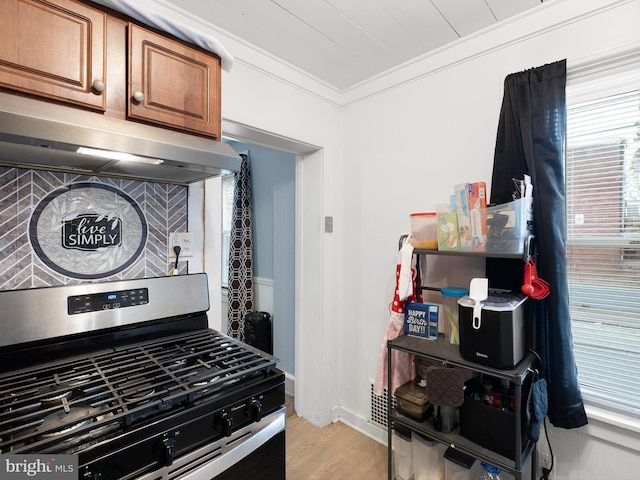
[387,237,538,480]
[398,234,535,262]
[386,335,536,479]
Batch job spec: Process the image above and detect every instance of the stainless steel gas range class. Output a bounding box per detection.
[0,274,285,479]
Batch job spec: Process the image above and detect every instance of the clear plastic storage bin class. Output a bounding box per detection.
[413,433,445,480]
[441,287,468,345]
[485,197,533,254]
[445,458,473,480]
[393,427,413,480]
[410,212,438,250]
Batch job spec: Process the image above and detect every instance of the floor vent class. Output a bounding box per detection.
[370,383,396,428]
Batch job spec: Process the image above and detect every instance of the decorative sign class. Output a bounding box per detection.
[404,302,439,340]
[29,183,147,279]
[62,214,123,251]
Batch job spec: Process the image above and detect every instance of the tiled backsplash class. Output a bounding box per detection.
[0,167,188,290]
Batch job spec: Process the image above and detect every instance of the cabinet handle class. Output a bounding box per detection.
[92,79,106,93]
[132,91,145,102]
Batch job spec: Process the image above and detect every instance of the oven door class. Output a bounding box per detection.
[137,408,286,480]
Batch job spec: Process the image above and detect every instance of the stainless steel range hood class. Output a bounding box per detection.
[0,92,240,184]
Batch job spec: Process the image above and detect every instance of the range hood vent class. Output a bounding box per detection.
[0,92,240,184]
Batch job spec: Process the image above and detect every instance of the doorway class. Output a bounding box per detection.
[224,141,295,376]
[216,120,324,421]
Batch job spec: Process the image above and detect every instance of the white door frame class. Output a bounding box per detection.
[221,120,332,426]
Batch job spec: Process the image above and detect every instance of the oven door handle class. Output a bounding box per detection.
[143,407,286,480]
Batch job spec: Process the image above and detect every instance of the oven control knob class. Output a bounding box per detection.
[157,437,177,466]
[248,398,263,422]
[217,411,234,437]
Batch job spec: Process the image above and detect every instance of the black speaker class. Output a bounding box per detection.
[243,311,273,354]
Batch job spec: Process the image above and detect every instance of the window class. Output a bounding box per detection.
[566,73,640,417]
[221,173,235,287]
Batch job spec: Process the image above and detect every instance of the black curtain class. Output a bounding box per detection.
[490,60,587,428]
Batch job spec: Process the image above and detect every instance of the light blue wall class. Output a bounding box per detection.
[228,141,296,375]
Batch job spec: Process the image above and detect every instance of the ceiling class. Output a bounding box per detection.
[163,0,545,91]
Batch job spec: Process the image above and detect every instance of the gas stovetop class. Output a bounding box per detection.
[0,329,278,455]
[0,274,284,479]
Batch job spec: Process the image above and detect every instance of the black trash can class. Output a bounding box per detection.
[243,311,273,354]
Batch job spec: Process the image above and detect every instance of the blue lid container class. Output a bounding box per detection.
[441,287,469,297]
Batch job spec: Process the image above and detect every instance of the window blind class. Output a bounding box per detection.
[221,173,235,286]
[566,88,640,417]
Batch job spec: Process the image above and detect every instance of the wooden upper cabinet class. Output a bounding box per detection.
[128,24,221,139]
[0,1,222,138]
[0,0,107,111]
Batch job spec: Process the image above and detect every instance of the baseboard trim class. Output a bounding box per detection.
[331,405,388,446]
[285,372,295,396]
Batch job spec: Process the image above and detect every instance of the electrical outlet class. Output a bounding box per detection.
[538,450,555,480]
[168,232,194,259]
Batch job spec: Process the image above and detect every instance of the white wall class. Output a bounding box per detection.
[338,1,640,479]
[174,0,640,478]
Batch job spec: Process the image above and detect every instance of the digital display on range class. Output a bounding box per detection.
[67,288,149,315]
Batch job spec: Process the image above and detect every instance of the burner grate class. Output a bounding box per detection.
[0,330,277,454]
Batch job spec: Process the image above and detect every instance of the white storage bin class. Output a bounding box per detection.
[445,458,473,480]
[412,433,445,480]
[393,429,413,480]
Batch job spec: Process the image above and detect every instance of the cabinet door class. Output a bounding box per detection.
[0,0,107,111]
[128,24,221,139]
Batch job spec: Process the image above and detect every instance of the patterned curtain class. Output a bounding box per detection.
[227,154,254,340]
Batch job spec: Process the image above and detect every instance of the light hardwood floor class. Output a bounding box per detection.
[286,413,388,480]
